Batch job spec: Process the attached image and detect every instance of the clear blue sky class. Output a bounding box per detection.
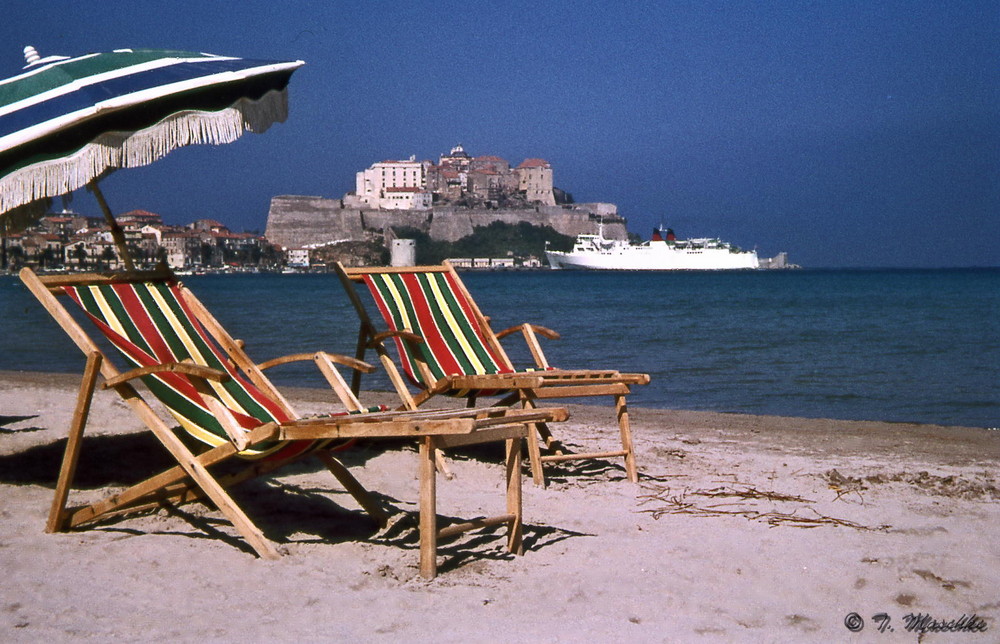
[5,1,997,267]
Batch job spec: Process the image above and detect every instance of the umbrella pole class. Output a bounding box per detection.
[87,181,136,271]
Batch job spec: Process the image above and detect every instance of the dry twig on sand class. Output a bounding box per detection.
[637,483,890,532]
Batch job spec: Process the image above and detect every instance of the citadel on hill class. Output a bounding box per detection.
[264,144,629,263]
[1,146,630,272]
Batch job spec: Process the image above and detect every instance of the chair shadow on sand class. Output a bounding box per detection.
[0,429,590,569]
[0,414,45,434]
[444,438,636,486]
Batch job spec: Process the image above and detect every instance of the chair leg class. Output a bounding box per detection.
[517,393,548,487]
[47,352,102,533]
[419,437,438,579]
[615,394,638,483]
[137,415,281,560]
[316,451,389,527]
[49,385,280,559]
[434,449,454,480]
[525,423,546,487]
[506,436,523,555]
[62,435,258,527]
[189,459,281,560]
[533,420,563,453]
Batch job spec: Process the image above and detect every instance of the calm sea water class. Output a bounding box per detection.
[2,268,997,429]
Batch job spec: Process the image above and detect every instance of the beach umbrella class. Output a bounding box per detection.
[0,46,304,269]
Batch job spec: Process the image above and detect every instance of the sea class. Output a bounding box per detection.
[1,268,997,429]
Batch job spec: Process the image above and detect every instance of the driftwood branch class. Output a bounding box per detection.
[637,483,890,532]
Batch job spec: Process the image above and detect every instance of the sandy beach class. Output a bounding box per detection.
[1,369,998,642]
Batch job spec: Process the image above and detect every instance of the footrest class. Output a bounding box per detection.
[538,449,629,463]
[437,514,517,540]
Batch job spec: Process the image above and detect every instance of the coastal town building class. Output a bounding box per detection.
[118,209,163,228]
[160,229,204,269]
[1,209,276,273]
[285,248,310,268]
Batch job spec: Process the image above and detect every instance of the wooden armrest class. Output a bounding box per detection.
[496,323,560,341]
[369,329,424,347]
[258,352,376,374]
[279,415,478,440]
[496,323,559,370]
[103,362,229,389]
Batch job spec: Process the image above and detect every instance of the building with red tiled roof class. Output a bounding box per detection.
[190,219,227,233]
[516,159,555,205]
[381,186,432,210]
[119,209,163,225]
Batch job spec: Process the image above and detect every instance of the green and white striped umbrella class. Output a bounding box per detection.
[0,47,303,264]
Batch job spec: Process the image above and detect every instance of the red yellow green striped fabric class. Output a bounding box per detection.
[64,278,310,460]
[362,271,513,395]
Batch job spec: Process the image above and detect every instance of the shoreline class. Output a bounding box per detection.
[2,369,998,640]
[3,368,995,446]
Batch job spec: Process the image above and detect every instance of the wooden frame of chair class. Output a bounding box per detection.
[334,261,650,487]
[20,266,567,578]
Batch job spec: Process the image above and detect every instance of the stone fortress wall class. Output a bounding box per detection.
[264,196,628,249]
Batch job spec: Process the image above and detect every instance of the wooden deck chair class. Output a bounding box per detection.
[334,261,650,487]
[20,265,568,579]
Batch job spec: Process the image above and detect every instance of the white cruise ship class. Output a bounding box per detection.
[545,225,759,271]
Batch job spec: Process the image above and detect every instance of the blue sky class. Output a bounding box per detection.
[4,1,997,267]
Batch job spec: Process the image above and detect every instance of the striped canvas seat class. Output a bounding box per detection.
[362,270,517,396]
[65,277,318,461]
[338,261,651,487]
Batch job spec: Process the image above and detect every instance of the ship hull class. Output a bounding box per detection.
[546,246,759,271]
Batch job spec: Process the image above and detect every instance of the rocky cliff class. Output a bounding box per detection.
[264,196,628,249]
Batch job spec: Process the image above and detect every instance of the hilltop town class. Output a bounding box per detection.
[265,144,629,268]
[1,145,626,273]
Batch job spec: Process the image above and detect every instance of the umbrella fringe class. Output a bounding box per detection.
[0,88,289,216]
